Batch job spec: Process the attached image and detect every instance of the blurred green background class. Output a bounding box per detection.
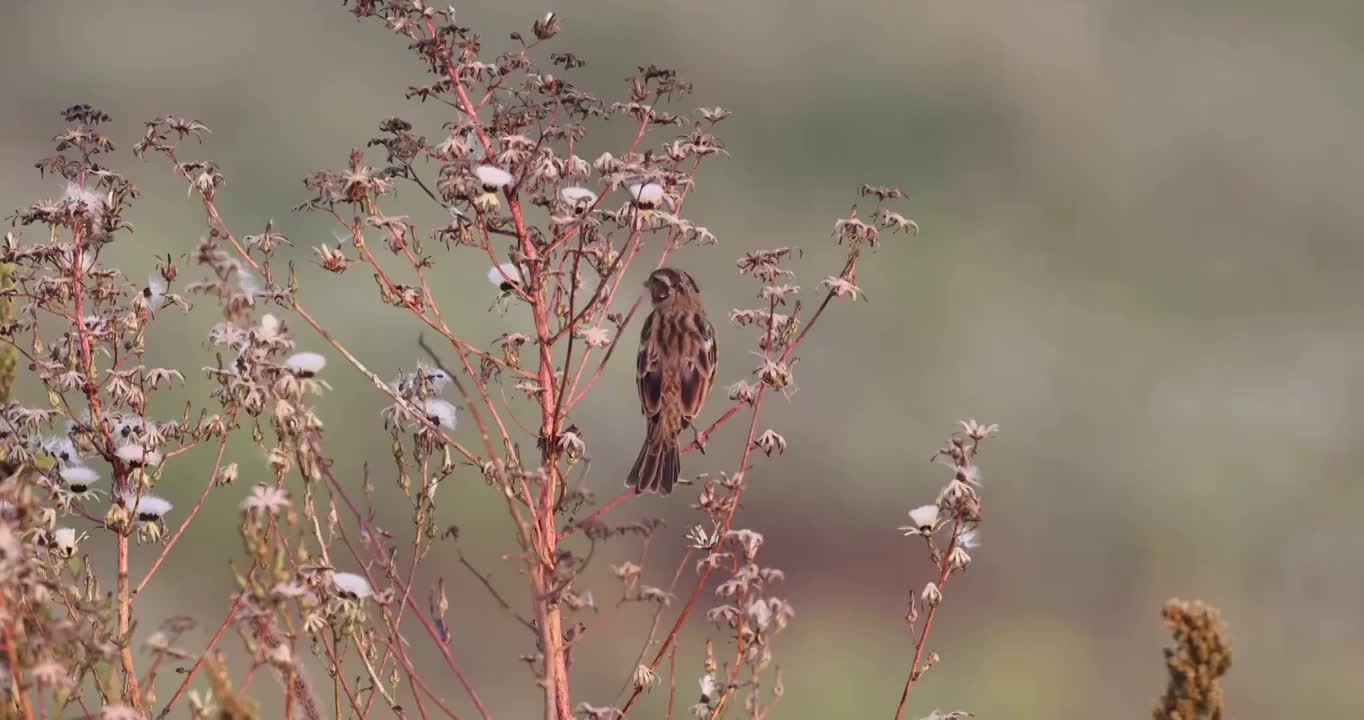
[4,1,1363,717]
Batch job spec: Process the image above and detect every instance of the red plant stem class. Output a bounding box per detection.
[68,204,142,710]
[133,432,230,596]
[358,644,396,718]
[405,655,468,720]
[320,635,366,717]
[892,516,962,720]
[317,440,487,720]
[432,15,574,711]
[165,151,495,718]
[157,565,256,718]
[557,489,631,538]
[424,17,492,160]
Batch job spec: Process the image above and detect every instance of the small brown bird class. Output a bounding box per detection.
[628,267,717,494]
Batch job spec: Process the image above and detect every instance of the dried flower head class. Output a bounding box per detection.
[42,436,81,466]
[121,493,173,521]
[959,419,1000,441]
[628,182,665,209]
[59,465,100,494]
[560,186,598,211]
[474,165,513,190]
[240,484,291,516]
[533,11,561,40]
[421,398,458,430]
[487,263,527,291]
[921,582,942,608]
[900,504,941,536]
[631,664,658,690]
[753,428,787,456]
[284,351,327,377]
[114,443,163,468]
[51,527,84,559]
[258,313,286,342]
[332,572,374,600]
[101,704,141,720]
[574,325,611,348]
[686,523,721,550]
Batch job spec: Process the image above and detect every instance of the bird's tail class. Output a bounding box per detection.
[626,417,680,495]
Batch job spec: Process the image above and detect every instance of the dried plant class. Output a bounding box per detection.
[0,4,946,720]
[890,422,994,720]
[1153,598,1232,720]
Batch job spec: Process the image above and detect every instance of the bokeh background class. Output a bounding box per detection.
[3,1,1362,717]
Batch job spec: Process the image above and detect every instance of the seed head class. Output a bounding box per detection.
[59,465,100,494]
[487,263,526,291]
[474,165,513,190]
[628,182,665,209]
[120,492,172,520]
[332,572,374,600]
[50,528,84,559]
[631,664,658,690]
[284,352,327,377]
[421,398,458,430]
[900,504,941,536]
[114,443,163,468]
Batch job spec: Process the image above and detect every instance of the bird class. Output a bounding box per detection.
[627,267,717,495]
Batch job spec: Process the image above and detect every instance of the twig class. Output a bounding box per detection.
[457,551,536,634]
[134,432,231,596]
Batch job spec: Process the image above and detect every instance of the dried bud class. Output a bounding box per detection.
[158,254,178,282]
[727,380,758,404]
[753,428,786,456]
[532,12,560,40]
[610,561,642,583]
[631,664,657,690]
[921,582,942,608]
[314,243,354,273]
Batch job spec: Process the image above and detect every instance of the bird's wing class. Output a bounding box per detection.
[637,311,663,417]
[679,312,717,419]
